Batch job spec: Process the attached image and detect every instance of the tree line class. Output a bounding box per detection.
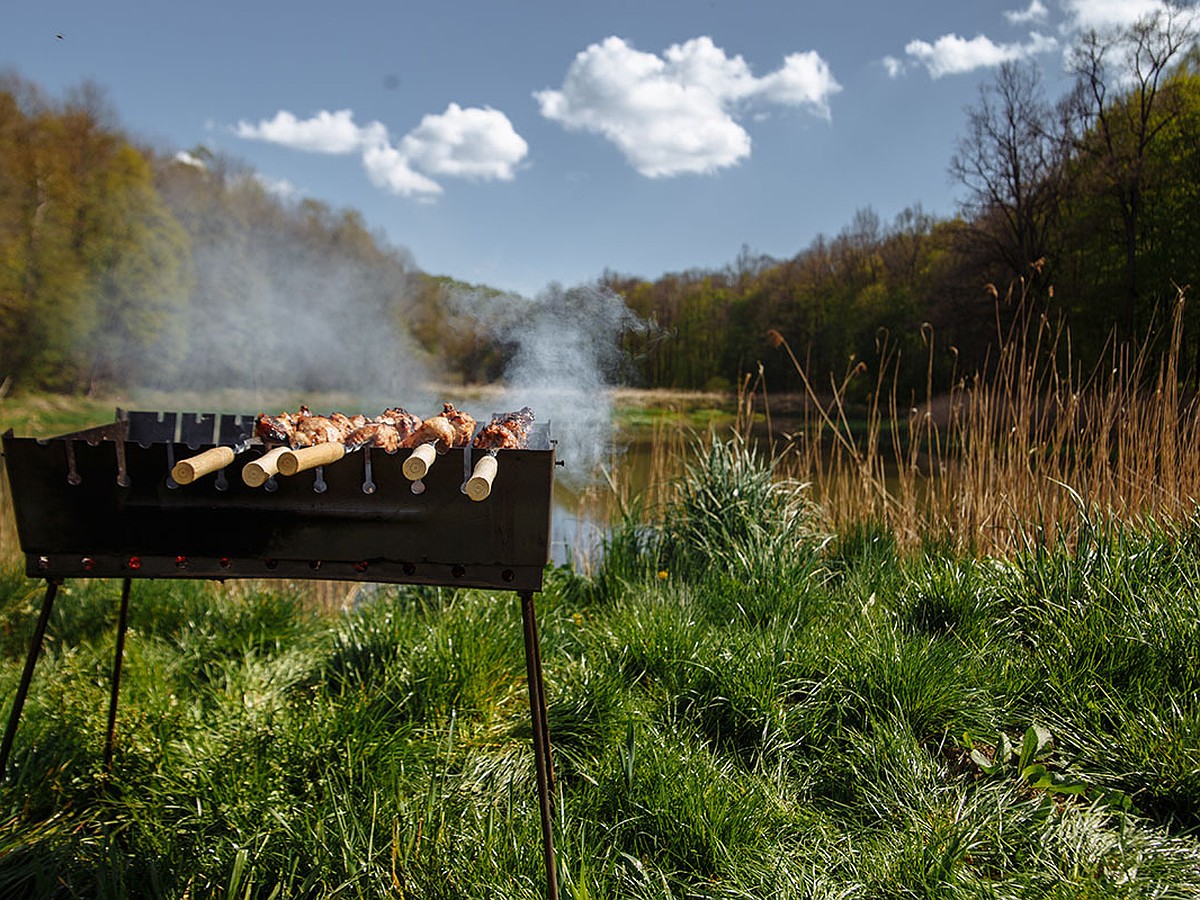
[1,10,1198,399]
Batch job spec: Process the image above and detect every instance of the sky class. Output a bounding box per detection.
[2,0,1187,298]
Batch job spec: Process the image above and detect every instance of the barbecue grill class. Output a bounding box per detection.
[1,408,563,899]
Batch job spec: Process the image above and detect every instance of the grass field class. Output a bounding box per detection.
[1,432,1198,898]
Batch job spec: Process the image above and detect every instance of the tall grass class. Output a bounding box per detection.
[764,285,1200,555]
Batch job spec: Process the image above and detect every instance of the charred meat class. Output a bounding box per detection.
[473,407,535,450]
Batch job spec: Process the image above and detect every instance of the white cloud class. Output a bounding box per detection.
[882,55,906,78]
[905,31,1058,77]
[1060,0,1174,32]
[1005,1,1049,25]
[362,143,444,199]
[234,104,528,201]
[535,35,841,178]
[235,109,386,154]
[400,103,528,180]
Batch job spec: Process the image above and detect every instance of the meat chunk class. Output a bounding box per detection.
[473,407,535,450]
[441,402,477,446]
[409,403,476,453]
[346,422,402,452]
[255,411,296,444]
[294,414,349,447]
[409,415,457,453]
[378,407,423,447]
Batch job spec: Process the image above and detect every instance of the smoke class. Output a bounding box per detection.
[447,282,648,485]
[140,169,439,412]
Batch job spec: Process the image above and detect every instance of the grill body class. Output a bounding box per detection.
[3,410,555,591]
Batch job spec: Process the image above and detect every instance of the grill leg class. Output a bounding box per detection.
[104,578,133,773]
[520,590,559,900]
[0,579,61,777]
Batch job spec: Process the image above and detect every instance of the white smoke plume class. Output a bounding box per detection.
[446,282,648,486]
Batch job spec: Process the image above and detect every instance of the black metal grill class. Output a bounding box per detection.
[1,408,563,899]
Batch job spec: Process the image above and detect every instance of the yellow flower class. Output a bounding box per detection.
[657,570,669,580]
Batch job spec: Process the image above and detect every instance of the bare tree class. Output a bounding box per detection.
[950,60,1067,291]
[1065,7,1199,340]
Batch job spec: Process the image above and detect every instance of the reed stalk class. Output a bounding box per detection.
[768,285,1200,555]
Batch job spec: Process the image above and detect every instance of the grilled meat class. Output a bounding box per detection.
[473,407,535,450]
[409,415,456,453]
[255,410,298,444]
[410,403,477,453]
[293,414,349,448]
[442,403,477,446]
[378,407,423,446]
[255,402,483,454]
[346,422,402,451]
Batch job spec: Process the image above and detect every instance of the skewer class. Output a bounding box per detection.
[171,439,252,485]
[242,446,290,487]
[403,443,438,481]
[466,452,498,501]
[277,441,350,477]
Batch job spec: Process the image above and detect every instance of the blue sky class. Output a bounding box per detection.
[2,0,1178,297]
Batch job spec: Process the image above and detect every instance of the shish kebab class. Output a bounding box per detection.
[465,406,536,500]
[172,402,535,497]
[260,403,479,484]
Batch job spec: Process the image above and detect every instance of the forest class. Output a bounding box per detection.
[2,11,1199,401]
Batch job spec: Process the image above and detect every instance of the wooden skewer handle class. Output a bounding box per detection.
[172,446,236,484]
[242,446,290,488]
[278,442,346,477]
[465,455,498,502]
[403,443,438,481]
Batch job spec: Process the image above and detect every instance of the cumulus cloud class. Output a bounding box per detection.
[234,104,528,200]
[362,142,444,199]
[882,55,906,78]
[535,36,840,178]
[235,108,386,154]
[1005,0,1049,25]
[905,31,1058,77]
[400,103,528,180]
[1060,0,1177,32]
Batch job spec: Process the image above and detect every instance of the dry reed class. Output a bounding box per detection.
[764,285,1200,556]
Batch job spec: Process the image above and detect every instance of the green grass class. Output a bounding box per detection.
[1,438,1199,898]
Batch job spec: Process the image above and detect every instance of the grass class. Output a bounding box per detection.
[1,435,1199,898]
[760,285,1200,556]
